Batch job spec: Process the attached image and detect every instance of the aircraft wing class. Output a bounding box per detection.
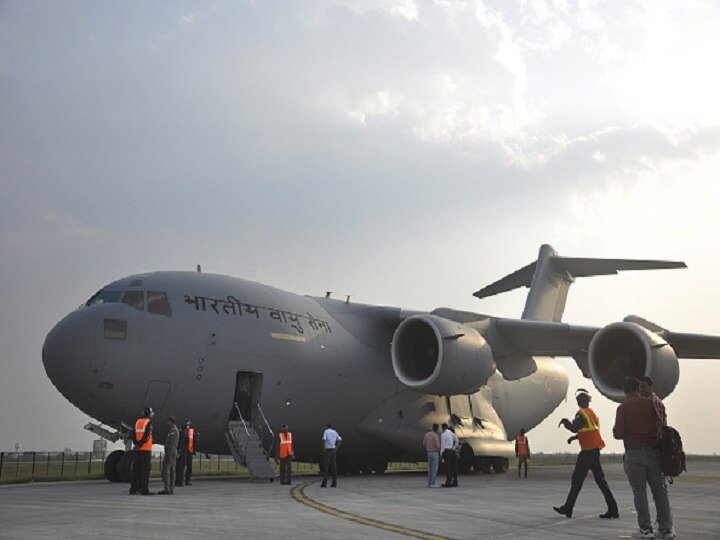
[491,317,720,358]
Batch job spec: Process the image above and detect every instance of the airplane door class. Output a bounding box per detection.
[142,379,171,411]
[231,371,263,423]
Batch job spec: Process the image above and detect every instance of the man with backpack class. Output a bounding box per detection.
[613,377,674,539]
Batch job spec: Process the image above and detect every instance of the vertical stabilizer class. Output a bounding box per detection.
[473,244,686,323]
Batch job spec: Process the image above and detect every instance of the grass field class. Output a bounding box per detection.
[2,452,715,485]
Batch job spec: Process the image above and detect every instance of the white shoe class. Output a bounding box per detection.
[631,530,655,539]
[428,484,440,488]
[656,530,676,539]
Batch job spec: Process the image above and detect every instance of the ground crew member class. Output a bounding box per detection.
[159,416,179,495]
[176,419,197,486]
[130,407,154,496]
[321,423,342,488]
[614,377,674,539]
[515,427,530,478]
[553,390,619,519]
[277,424,294,485]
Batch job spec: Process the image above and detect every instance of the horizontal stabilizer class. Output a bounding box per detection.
[474,257,686,299]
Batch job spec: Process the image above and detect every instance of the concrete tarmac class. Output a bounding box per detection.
[1,461,718,539]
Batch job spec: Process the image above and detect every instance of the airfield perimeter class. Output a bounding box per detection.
[1,461,718,539]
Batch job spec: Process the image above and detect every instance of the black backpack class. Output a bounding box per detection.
[659,425,686,480]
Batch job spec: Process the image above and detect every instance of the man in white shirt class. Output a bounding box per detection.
[440,423,459,487]
[321,423,342,488]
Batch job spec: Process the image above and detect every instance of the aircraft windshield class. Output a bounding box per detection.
[86,289,122,306]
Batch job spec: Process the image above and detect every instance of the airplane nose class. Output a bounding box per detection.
[43,311,96,398]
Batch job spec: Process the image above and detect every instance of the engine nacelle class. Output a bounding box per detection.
[391,314,496,395]
[588,322,679,402]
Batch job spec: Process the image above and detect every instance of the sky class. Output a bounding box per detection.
[1,0,720,456]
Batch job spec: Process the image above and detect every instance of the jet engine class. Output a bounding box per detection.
[391,314,496,395]
[588,322,679,402]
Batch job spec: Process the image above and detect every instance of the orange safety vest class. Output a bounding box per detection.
[516,434,529,457]
[577,407,605,450]
[134,418,153,451]
[187,428,194,453]
[279,432,293,459]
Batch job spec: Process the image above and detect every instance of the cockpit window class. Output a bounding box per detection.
[122,290,144,311]
[86,289,122,306]
[147,291,172,317]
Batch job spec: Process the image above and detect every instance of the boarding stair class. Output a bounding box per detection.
[225,403,275,481]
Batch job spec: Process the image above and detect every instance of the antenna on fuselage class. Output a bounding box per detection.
[197,264,202,273]
[325,291,331,298]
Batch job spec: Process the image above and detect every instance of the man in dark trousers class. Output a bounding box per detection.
[176,419,197,487]
[553,390,619,519]
[321,423,342,488]
[440,423,459,487]
[515,427,530,478]
[276,424,294,485]
[614,377,674,539]
[130,407,154,496]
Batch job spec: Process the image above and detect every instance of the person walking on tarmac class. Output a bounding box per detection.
[158,416,179,495]
[553,389,619,519]
[276,424,294,485]
[130,407,154,496]
[515,428,530,478]
[176,419,197,487]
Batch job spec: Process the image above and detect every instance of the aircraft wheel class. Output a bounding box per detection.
[117,451,134,483]
[458,444,474,474]
[104,450,124,482]
[492,457,509,473]
[476,457,493,474]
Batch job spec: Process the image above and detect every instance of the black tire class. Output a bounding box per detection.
[458,444,474,474]
[492,457,509,473]
[476,457,493,474]
[117,451,134,483]
[104,450,124,482]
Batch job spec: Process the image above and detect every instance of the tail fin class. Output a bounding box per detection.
[473,244,686,322]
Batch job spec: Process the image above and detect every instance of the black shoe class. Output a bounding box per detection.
[185,482,192,486]
[141,491,155,496]
[553,506,572,518]
[599,511,619,519]
[175,483,183,487]
[331,484,337,488]
[128,490,139,495]
[451,482,458,487]
[320,483,327,488]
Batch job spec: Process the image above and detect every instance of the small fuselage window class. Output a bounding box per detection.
[122,290,145,311]
[86,289,122,306]
[147,291,172,317]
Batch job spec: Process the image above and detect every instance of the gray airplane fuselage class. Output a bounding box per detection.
[43,271,569,466]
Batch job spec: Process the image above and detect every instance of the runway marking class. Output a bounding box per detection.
[290,480,452,540]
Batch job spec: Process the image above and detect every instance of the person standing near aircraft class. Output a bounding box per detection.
[159,416,179,495]
[423,423,441,488]
[515,427,530,478]
[638,376,667,432]
[130,407,154,496]
[321,423,342,488]
[553,390,618,519]
[614,377,675,539]
[176,419,197,487]
[277,424,294,485]
[440,423,459,488]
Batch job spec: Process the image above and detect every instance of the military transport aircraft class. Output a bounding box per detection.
[42,244,720,481]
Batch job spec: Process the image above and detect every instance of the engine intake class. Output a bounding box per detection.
[588,322,679,402]
[391,314,495,395]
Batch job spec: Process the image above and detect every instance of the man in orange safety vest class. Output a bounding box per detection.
[277,424,294,485]
[130,407,154,495]
[553,389,619,519]
[515,427,530,478]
